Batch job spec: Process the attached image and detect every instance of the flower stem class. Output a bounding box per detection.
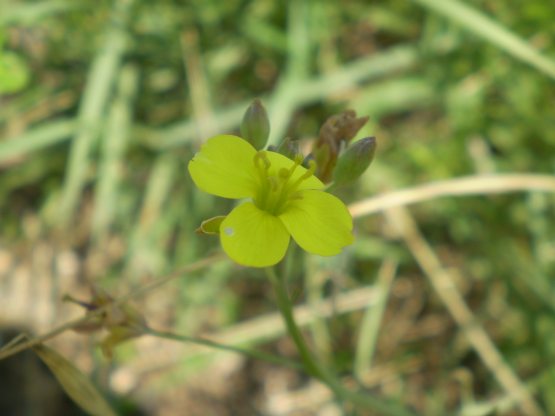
[266,266,414,416]
[267,266,322,378]
[0,256,222,361]
[144,327,302,370]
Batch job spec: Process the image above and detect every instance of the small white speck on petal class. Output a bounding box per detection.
[224,227,235,236]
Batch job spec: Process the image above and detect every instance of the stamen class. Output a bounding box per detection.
[305,159,317,177]
[289,159,317,189]
[252,151,318,215]
[253,151,271,171]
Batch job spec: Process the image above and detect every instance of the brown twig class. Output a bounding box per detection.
[384,206,542,416]
[349,173,555,218]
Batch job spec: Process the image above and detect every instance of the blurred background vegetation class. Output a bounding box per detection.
[1,0,555,414]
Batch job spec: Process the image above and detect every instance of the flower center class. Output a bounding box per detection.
[252,151,316,215]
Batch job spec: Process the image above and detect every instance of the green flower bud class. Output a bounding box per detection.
[313,110,369,183]
[240,99,270,150]
[332,137,376,186]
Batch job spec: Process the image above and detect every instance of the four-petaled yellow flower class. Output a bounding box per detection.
[188,135,353,267]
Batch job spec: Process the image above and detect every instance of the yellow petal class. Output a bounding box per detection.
[279,190,353,256]
[188,135,258,199]
[265,151,324,191]
[220,202,290,267]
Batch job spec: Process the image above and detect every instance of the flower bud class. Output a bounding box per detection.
[313,110,369,183]
[332,137,376,186]
[240,99,270,149]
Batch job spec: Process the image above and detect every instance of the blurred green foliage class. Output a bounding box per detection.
[1,0,555,414]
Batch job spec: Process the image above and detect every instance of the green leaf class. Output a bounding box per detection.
[32,344,117,416]
[0,51,30,94]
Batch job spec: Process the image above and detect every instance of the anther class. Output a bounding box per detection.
[254,151,271,170]
[282,154,303,178]
[278,168,290,178]
[298,159,317,181]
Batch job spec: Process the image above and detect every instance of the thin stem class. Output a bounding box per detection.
[266,267,414,416]
[267,266,322,378]
[145,327,302,370]
[0,255,223,361]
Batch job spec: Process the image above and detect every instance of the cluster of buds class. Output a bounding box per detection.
[240,100,376,188]
[313,110,375,186]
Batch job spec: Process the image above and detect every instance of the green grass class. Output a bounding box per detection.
[1,0,555,414]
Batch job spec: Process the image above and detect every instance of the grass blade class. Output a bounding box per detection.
[0,118,76,165]
[58,0,134,225]
[413,0,555,79]
[33,344,117,416]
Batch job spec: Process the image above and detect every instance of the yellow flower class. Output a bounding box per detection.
[188,135,353,267]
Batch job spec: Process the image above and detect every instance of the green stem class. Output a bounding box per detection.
[267,266,322,378]
[266,266,414,416]
[0,256,222,362]
[144,328,302,370]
